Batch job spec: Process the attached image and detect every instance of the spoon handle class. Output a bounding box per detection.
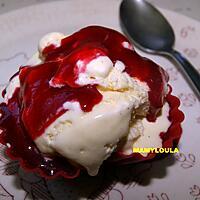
[170,49,200,98]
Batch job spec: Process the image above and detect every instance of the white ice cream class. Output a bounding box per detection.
[35,90,145,176]
[38,32,65,54]
[35,52,150,175]
[4,32,171,176]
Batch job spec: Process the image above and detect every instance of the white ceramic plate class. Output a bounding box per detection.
[0,0,200,199]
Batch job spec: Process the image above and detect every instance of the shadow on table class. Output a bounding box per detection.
[12,154,176,200]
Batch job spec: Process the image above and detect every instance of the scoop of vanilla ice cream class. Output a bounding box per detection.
[34,38,150,175]
[35,89,146,176]
[4,32,170,176]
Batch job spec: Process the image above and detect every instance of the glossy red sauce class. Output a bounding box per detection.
[0,26,168,177]
[43,26,168,120]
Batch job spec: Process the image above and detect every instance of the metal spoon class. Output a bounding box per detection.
[120,0,200,98]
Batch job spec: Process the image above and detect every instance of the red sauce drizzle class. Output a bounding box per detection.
[0,26,168,177]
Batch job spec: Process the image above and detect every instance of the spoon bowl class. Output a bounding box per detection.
[120,0,175,53]
[120,0,200,98]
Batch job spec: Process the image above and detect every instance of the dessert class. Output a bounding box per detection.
[0,26,184,178]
